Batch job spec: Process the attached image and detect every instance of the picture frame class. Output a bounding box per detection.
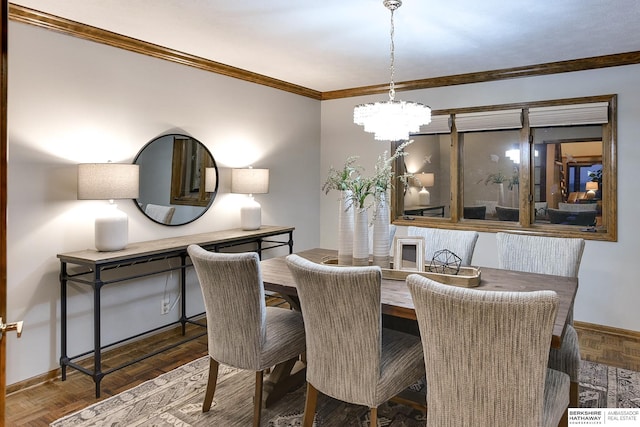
[393,236,425,272]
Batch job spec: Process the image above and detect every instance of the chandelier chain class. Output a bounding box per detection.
[389,7,395,101]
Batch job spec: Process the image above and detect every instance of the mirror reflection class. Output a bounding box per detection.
[133,134,218,226]
[403,134,451,218]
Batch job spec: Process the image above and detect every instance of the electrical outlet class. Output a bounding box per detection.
[161,298,171,315]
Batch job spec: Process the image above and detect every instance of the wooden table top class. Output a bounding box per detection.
[260,248,578,349]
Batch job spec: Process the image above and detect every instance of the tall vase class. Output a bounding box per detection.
[352,207,369,266]
[372,193,391,268]
[511,184,519,208]
[497,182,505,206]
[338,190,354,265]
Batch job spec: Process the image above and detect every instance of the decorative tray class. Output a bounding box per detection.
[321,257,481,288]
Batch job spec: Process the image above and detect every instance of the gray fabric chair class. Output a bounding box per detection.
[285,254,425,427]
[496,232,585,409]
[407,274,570,427]
[187,245,306,427]
[407,226,479,265]
[145,203,175,224]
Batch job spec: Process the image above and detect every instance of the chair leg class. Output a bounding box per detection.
[369,407,378,427]
[570,380,579,408]
[202,357,219,413]
[253,371,264,427]
[302,382,319,427]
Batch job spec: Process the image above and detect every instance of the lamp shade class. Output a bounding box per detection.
[231,168,269,194]
[585,181,599,191]
[78,163,140,200]
[416,173,434,188]
[205,167,218,192]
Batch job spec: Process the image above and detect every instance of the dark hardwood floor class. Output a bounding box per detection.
[5,307,640,426]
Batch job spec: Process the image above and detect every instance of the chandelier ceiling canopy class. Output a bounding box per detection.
[354,0,431,141]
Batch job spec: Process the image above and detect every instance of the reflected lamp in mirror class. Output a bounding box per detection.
[585,181,598,198]
[78,163,140,251]
[231,168,269,230]
[205,167,218,193]
[416,173,434,205]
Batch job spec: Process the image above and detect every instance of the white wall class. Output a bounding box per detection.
[321,65,640,333]
[6,22,321,385]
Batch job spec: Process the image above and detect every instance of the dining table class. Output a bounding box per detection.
[258,247,578,408]
[260,248,579,349]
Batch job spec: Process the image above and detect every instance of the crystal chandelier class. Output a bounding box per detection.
[354,0,431,141]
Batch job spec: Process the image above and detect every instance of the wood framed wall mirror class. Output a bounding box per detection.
[391,94,617,241]
[133,133,219,226]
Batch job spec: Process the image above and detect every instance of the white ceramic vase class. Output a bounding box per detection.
[352,207,369,266]
[337,190,354,265]
[497,182,505,206]
[372,193,391,268]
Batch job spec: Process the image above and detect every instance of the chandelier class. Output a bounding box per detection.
[354,0,431,141]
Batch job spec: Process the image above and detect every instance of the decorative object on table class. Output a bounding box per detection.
[370,141,413,267]
[353,0,431,141]
[77,162,139,252]
[392,236,425,272]
[351,176,374,266]
[231,167,269,230]
[371,193,391,267]
[323,142,412,266]
[323,157,360,265]
[415,172,434,205]
[427,249,462,275]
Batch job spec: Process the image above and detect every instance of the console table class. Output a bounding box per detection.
[57,225,294,397]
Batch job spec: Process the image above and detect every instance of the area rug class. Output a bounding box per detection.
[50,357,640,426]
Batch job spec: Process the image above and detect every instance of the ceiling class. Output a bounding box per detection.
[10,0,640,93]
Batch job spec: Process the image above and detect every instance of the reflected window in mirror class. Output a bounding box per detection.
[391,95,617,242]
[134,133,219,226]
[532,126,603,226]
[403,134,451,219]
[462,129,522,222]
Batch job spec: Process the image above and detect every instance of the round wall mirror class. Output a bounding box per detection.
[133,133,219,225]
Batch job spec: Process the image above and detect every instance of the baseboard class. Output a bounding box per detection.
[574,320,640,340]
[6,368,62,395]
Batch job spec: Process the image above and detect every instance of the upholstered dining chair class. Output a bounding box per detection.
[187,245,306,427]
[496,232,585,410]
[145,203,175,224]
[407,274,570,427]
[285,254,426,427]
[407,226,479,265]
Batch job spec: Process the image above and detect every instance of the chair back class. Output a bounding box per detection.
[496,232,585,277]
[286,254,382,406]
[145,203,176,224]
[187,245,266,370]
[407,226,479,265]
[407,274,558,427]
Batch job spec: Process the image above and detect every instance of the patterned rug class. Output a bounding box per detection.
[50,357,640,426]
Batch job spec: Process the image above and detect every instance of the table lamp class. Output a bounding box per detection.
[416,173,434,205]
[78,162,140,251]
[585,181,598,198]
[231,167,269,230]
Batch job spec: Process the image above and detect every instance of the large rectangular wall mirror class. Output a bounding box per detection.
[391,94,617,241]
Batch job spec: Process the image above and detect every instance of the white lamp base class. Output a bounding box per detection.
[240,197,262,230]
[418,187,431,205]
[95,203,129,251]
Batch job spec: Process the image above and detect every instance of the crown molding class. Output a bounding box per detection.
[321,51,640,100]
[9,4,640,101]
[8,4,323,100]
